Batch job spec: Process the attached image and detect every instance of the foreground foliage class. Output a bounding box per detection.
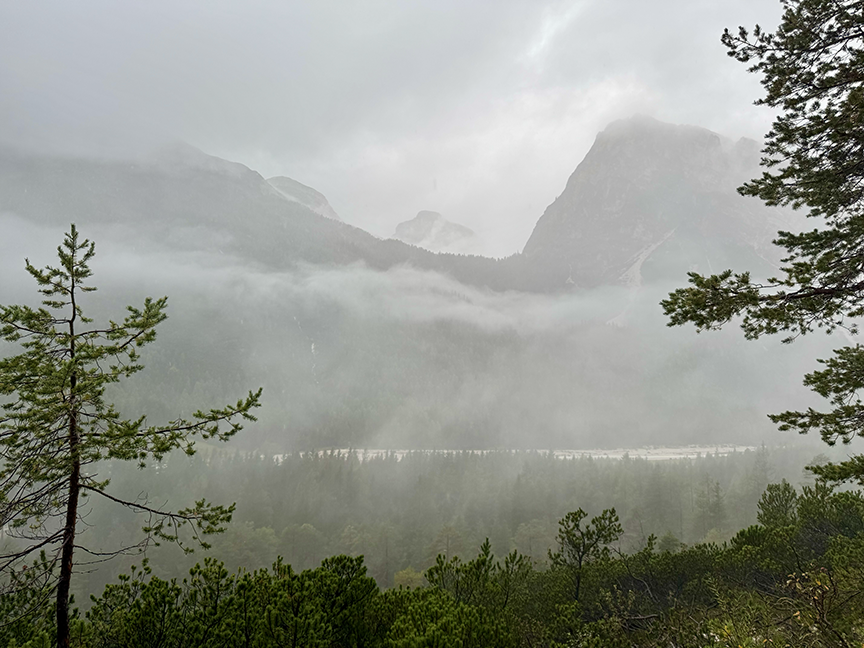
[4,478,864,647]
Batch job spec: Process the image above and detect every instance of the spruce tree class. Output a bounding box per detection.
[0,225,261,647]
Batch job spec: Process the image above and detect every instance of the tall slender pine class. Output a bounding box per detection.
[0,225,261,646]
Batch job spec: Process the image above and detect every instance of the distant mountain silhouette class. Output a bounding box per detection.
[0,143,512,289]
[0,119,796,293]
[392,211,476,253]
[0,124,815,450]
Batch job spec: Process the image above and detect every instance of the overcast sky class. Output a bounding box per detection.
[1,0,782,256]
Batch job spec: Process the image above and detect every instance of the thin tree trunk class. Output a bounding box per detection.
[56,440,79,648]
[56,300,79,648]
[574,555,583,602]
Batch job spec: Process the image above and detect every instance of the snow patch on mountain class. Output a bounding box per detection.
[619,229,676,289]
[267,176,341,221]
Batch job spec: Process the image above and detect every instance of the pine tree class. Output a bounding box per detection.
[663,0,864,484]
[0,225,261,647]
[549,508,622,602]
[757,480,798,528]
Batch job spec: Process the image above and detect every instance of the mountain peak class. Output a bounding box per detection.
[602,114,705,135]
[413,210,447,225]
[392,211,476,254]
[520,116,791,289]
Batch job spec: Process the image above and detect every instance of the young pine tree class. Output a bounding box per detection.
[0,225,261,647]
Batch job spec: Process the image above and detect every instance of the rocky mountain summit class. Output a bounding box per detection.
[521,115,795,289]
[392,211,475,253]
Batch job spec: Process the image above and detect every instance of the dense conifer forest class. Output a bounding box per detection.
[65,446,822,592]
[5,447,864,647]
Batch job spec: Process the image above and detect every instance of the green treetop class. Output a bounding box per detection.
[0,225,261,647]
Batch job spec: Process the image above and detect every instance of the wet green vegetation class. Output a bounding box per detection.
[6,448,864,647]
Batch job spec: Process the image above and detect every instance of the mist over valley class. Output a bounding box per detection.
[0,117,827,452]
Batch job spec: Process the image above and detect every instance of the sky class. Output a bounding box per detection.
[0,0,783,256]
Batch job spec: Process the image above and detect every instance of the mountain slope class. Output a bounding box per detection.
[0,120,795,295]
[0,124,820,450]
[0,144,511,288]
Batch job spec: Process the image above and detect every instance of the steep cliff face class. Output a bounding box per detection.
[521,116,793,289]
[392,211,476,253]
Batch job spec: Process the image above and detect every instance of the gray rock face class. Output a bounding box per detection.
[521,115,795,289]
[267,176,341,221]
[392,210,475,253]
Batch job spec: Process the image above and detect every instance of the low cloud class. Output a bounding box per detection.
[2,213,829,452]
